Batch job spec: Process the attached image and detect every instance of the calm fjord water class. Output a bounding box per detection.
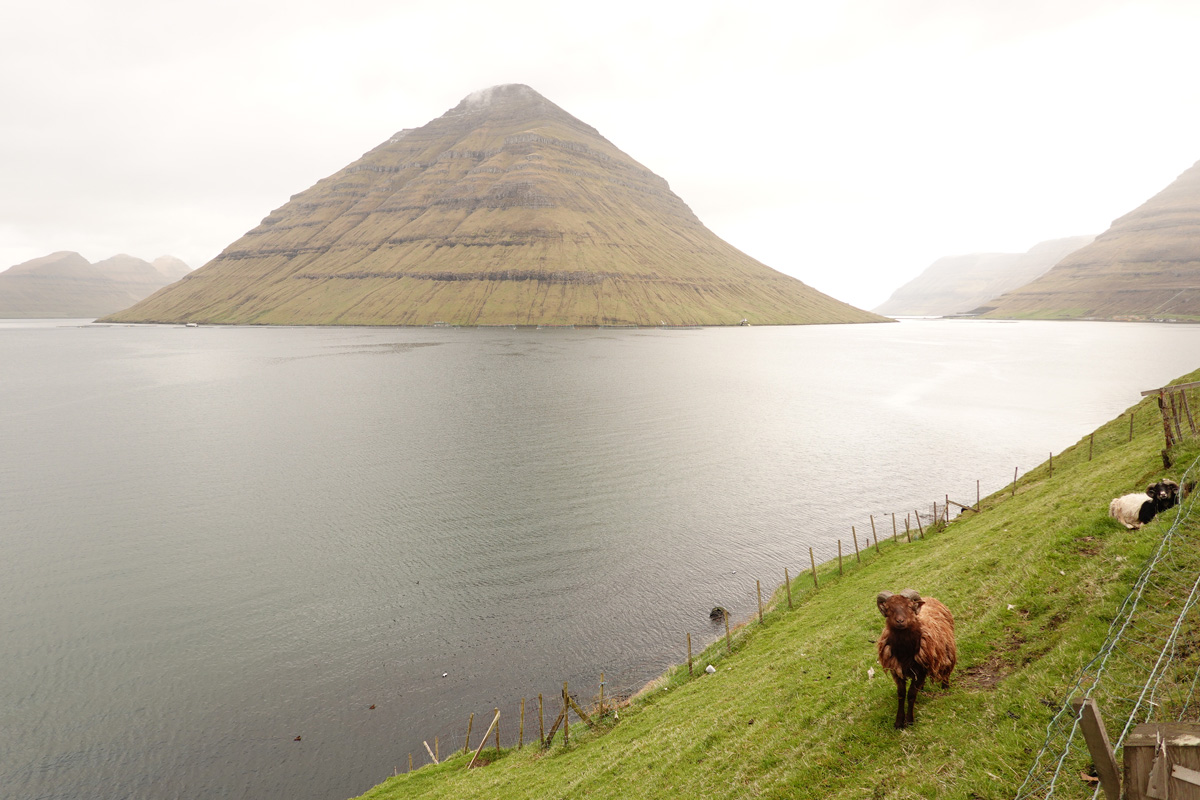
[3,319,1199,799]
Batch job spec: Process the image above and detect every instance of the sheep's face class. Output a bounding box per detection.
[1148,480,1180,512]
[877,591,924,631]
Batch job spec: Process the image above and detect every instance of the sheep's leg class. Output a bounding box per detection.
[907,671,927,727]
[893,674,908,729]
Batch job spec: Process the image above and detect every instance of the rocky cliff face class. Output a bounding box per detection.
[105,84,885,327]
[0,252,190,318]
[978,160,1200,320]
[874,236,1095,317]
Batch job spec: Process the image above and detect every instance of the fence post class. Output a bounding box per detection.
[809,547,818,588]
[904,515,912,543]
[464,712,474,754]
[599,673,605,717]
[539,694,544,747]
[870,515,879,553]
[1070,698,1120,800]
[562,686,569,747]
[1049,452,1053,478]
[519,699,525,749]
[495,708,501,756]
[852,526,860,562]
[1089,432,1094,461]
[913,510,924,538]
[977,479,980,512]
[687,632,693,675]
[408,753,412,772]
[892,512,898,542]
[1012,467,1018,498]
[756,580,763,623]
[837,540,843,575]
[784,567,792,609]
[724,611,732,653]
[1129,410,1135,442]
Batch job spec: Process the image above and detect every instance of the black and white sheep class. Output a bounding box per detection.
[1108,480,1179,529]
[876,589,957,729]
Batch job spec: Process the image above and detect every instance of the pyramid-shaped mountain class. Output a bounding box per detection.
[977,160,1200,321]
[105,85,884,327]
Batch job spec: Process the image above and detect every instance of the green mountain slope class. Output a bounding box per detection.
[104,85,885,327]
[352,369,1200,800]
[978,160,1200,320]
[875,236,1094,317]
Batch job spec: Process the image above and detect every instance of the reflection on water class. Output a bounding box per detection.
[2,319,1199,800]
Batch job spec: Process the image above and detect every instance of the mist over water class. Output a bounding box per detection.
[3,319,1199,800]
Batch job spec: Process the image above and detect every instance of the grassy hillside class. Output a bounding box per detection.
[353,371,1200,800]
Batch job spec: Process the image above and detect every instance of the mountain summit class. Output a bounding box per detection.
[977,159,1200,321]
[105,85,883,326]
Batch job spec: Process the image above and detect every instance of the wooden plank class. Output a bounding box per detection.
[1125,723,1200,800]
[1141,380,1200,396]
[1071,698,1119,800]
[567,696,596,728]
[467,710,500,768]
[541,707,566,749]
[423,740,438,765]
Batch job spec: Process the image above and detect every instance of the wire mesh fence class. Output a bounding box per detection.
[1015,451,1200,799]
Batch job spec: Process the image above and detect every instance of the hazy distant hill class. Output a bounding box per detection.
[0,251,191,318]
[977,160,1200,320]
[874,236,1095,317]
[105,84,885,327]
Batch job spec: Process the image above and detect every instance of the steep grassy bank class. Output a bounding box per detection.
[353,370,1200,800]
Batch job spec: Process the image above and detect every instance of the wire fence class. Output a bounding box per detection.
[1014,449,1200,799]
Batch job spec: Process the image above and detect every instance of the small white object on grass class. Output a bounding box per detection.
[1007,604,1015,611]
[442,672,448,678]
[868,666,875,680]
[705,664,716,674]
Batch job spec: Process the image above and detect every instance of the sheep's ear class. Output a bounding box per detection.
[1147,484,1158,496]
[876,591,893,615]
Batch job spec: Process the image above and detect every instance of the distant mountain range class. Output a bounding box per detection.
[0,252,190,318]
[104,84,885,327]
[976,160,1200,321]
[874,236,1095,317]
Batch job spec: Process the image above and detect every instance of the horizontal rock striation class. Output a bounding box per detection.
[978,160,1200,321]
[106,84,884,327]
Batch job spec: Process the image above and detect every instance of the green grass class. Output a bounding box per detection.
[352,370,1200,800]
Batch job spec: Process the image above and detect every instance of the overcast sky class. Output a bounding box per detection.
[4,0,1200,310]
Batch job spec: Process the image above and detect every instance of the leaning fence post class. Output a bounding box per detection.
[784,567,793,609]
[756,580,763,623]
[904,515,912,543]
[852,526,860,562]
[1071,698,1120,800]
[1129,410,1136,442]
[724,609,732,652]
[870,515,879,553]
[809,547,818,588]
[687,632,693,675]
[837,540,843,574]
[1012,466,1018,497]
[464,712,474,754]
[914,510,924,538]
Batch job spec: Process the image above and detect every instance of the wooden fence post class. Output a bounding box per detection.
[539,694,544,747]
[495,708,501,755]
[1089,432,1094,461]
[1049,452,1053,478]
[1012,466,1018,497]
[562,685,569,747]
[408,753,412,772]
[837,540,843,575]
[785,567,792,609]
[435,736,439,762]
[977,479,980,512]
[1129,410,1135,442]
[599,672,605,717]
[519,698,525,749]
[467,710,500,769]
[913,510,924,538]
[892,512,898,542]
[1070,698,1120,800]
[852,526,861,562]
[423,740,438,764]
[809,547,819,588]
[904,516,912,543]
[945,494,950,523]
[687,632,693,674]
[724,609,732,652]
[870,515,880,552]
[464,712,474,754]
[756,580,763,623]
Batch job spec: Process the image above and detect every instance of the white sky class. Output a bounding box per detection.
[3,0,1200,310]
